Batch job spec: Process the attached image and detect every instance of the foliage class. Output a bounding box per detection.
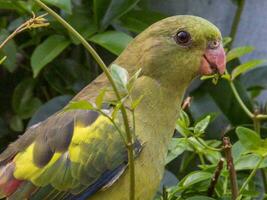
[1,1,267,200]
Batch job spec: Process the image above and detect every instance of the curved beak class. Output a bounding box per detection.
[200,43,226,75]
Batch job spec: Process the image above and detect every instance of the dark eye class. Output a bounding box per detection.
[174,31,191,46]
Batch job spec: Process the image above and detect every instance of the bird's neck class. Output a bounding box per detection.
[131,75,188,147]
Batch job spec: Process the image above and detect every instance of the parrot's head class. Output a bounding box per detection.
[122,15,226,89]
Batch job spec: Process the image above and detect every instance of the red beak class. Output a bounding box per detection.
[200,43,226,75]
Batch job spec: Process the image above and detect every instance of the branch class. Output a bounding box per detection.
[207,158,224,197]
[223,137,238,200]
[0,13,49,50]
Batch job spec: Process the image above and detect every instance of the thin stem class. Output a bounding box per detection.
[238,156,264,195]
[199,154,205,165]
[228,0,245,49]
[33,1,136,199]
[256,114,267,120]
[223,137,238,200]
[228,78,254,118]
[195,137,222,151]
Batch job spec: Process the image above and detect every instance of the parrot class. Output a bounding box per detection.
[0,15,226,200]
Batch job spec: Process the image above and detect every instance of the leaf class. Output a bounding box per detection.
[180,171,212,188]
[236,126,261,152]
[95,89,106,109]
[194,115,210,135]
[131,95,143,110]
[235,154,267,170]
[43,0,72,14]
[179,110,190,128]
[44,59,92,94]
[93,0,140,30]
[12,78,42,119]
[0,29,17,72]
[231,59,265,80]
[166,138,189,164]
[66,7,97,43]
[227,46,254,62]
[9,115,24,132]
[110,64,129,92]
[64,100,94,111]
[127,68,142,92]
[111,102,122,119]
[119,9,166,33]
[89,31,132,55]
[31,35,70,77]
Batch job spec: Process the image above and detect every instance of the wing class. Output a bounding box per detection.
[0,107,142,200]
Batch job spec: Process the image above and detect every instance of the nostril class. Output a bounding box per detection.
[208,40,220,49]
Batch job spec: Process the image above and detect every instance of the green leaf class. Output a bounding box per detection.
[66,7,97,43]
[235,154,267,170]
[131,95,143,110]
[119,9,166,33]
[166,138,189,164]
[64,100,94,111]
[179,110,190,128]
[236,126,261,152]
[231,59,265,80]
[127,68,142,92]
[31,35,70,77]
[194,115,210,135]
[9,115,24,132]
[110,64,129,92]
[43,0,72,14]
[0,29,17,72]
[12,78,42,119]
[93,0,140,30]
[180,171,212,188]
[227,46,254,62]
[95,89,106,109]
[90,31,132,55]
[111,102,122,119]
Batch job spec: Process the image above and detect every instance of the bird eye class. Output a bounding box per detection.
[174,31,191,46]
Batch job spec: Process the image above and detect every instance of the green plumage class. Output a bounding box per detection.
[0,15,223,200]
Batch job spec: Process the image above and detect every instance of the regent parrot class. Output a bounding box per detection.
[0,15,226,200]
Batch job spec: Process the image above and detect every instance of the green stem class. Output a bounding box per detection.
[229,0,245,49]
[33,1,136,199]
[256,114,267,120]
[238,156,264,195]
[195,137,222,152]
[228,78,254,118]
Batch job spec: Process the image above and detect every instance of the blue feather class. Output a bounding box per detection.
[70,164,126,200]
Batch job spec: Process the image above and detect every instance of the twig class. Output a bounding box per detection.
[33,1,136,199]
[223,137,238,200]
[207,158,224,197]
[182,96,192,110]
[0,13,49,50]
